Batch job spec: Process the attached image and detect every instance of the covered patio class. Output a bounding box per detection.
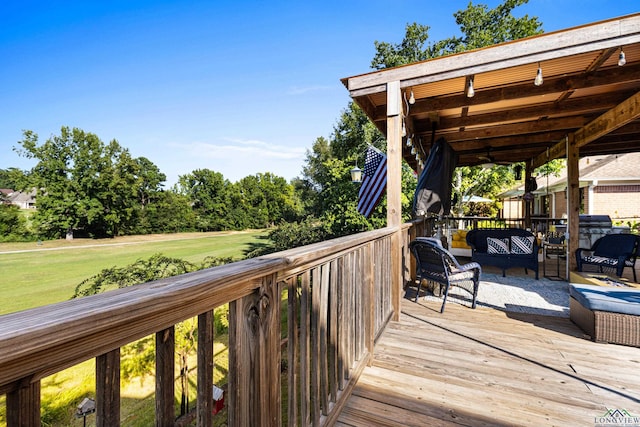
[342,12,640,281]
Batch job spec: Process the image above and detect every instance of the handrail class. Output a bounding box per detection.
[0,225,406,426]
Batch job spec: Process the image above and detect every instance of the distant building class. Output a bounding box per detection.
[499,153,640,221]
[0,189,37,209]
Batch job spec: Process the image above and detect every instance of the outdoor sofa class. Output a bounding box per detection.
[466,228,539,279]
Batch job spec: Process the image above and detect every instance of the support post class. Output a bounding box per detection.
[387,80,403,321]
[566,135,580,273]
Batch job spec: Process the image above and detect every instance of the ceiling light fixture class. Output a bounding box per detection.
[402,119,407,137]
[409,89,415,104]
[534,63,543,86]
[467,77,475,98]
[618,47,626,66]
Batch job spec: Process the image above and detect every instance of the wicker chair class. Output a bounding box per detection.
[575,234,639,282]
[409,237,482,313]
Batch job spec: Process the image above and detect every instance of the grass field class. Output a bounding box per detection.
[0,230,270,426]
[0,230,269,315]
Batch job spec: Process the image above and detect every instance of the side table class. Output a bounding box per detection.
[543,241,566,281]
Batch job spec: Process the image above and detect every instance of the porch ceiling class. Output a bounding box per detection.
[342,13,640,171]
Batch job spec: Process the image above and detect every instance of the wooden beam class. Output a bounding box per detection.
[436,116,587,143]
[344,14,640,93]
[532,90,640,168]
[368,64,640,122]
[574,90,640,147]
[436,94,622,131]
[585,47,618,72]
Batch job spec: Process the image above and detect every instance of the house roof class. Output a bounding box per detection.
[6,190,36,203]
[342,13,640,171]
[500,152,640,197]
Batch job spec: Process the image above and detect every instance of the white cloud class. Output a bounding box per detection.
[161,137,307,184]
[175,138,306,161]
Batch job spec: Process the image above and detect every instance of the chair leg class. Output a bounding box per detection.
[440,283,450,313]
[471,284,478,309]
[415,277,422,302]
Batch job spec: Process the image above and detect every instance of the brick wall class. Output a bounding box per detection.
[553,190,567,218]
[592,185,640,219]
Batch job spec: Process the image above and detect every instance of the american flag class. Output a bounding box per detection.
[357,146,387,217]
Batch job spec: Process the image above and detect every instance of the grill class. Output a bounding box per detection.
[555,214,629,248]
[578,215,612,248]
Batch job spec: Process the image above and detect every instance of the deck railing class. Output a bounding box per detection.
[0,225,413,426]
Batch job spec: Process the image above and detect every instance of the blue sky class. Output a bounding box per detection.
[1,1,638,185]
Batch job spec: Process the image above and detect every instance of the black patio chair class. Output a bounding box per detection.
[409,237,482,313]
[575,233,639,282]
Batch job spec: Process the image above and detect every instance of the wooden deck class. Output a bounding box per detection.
[337,299,640,426]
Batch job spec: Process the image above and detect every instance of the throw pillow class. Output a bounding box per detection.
[511,235,534,254]
[487,237,509,254]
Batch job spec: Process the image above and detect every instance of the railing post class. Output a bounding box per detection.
[365,242,375,364]
[6,378,40,426]
[96,348,120,427]
[197,310,214,427]
[228,273,281,426]
[156,327,175,427]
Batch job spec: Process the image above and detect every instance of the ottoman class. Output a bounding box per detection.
[569,283,640,347]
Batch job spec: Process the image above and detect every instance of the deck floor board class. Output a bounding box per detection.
[337,299,640,426]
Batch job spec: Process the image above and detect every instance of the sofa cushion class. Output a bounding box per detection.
[510,235,534,254]
[581,255,618,267]
[569,283,640,316]
[487,237,509,254]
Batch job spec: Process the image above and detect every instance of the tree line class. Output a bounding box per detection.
[1,127,306,241]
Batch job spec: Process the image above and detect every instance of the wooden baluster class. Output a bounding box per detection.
[96,348,120,427]
[197,311,214,427]
[6,378,40,426]
[156,327,175,427]
[228,273,281,426]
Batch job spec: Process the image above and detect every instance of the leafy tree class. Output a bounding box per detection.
[233,173,303,228]
[0,168,26,190]
[16,127,165,238]
[371,0,542,69]
[138,190,196,234]
[177,169,231,231]
[135,156,166,209]
[0,204,31,241]
[370,0,543,214]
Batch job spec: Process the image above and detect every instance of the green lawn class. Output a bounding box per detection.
[0,230,269,315]
[0,230,270,426]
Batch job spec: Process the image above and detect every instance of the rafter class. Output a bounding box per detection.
[532,90,640,168]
